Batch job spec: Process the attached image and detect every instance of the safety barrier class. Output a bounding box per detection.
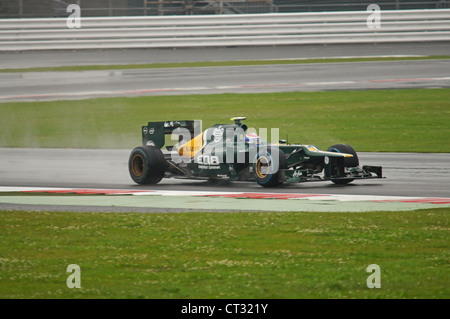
[0,9,449,51]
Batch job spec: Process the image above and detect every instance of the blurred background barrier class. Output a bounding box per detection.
[1,0,449,18]
[0,8,449,51]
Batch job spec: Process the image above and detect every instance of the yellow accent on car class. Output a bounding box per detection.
[178,132,204,158]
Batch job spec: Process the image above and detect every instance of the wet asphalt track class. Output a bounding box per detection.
[2,43,450,69]
[0,148,449,198]
[1,59,450,102]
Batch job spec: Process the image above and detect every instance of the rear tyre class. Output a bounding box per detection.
[327,144,359,185]
[253,148,287,187]
[129,146,166,185]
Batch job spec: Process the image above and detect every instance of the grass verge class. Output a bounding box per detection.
[1,56,449,73]
[1,89,449,152]
[0,208,448,298]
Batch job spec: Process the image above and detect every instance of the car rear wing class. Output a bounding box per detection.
[142,120,201,149]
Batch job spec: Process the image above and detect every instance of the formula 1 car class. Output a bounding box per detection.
[128,117,383,187]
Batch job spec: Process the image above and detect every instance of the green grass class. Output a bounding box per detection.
[1,56,449,73]
[1,89,449,152]
[0,208,448,299]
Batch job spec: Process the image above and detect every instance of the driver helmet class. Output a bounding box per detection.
[245,132,260,144]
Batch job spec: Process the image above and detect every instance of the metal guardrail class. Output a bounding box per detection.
[0,9,449,51]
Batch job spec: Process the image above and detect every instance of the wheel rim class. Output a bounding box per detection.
[131,153,145,177]
[256,155,270,178]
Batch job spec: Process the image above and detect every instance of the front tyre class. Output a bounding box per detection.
[129,146,166,185]
[327,144,359,185]
[253,148,287,187]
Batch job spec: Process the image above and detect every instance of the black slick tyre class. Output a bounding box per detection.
[253,148,287,187]
[129,146,166,185]
[327,144,359,185]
